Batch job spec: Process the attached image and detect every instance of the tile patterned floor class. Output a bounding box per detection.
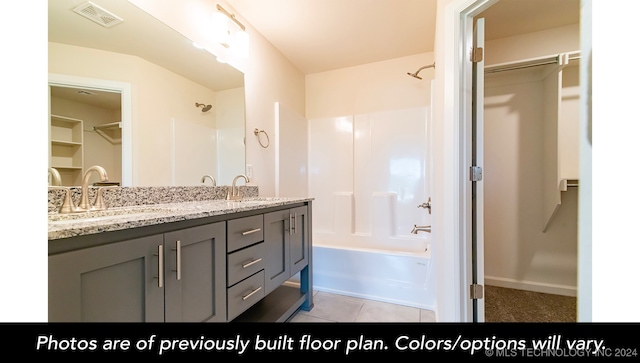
[289,290,436,323]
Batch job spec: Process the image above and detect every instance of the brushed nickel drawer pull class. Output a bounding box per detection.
[242,258,262,269]
[242,286,262,301]
[241,228,261,236]
[289,214,293,235]
[172,240,182,281]
[154,245,164,288]
[293,213,297,234]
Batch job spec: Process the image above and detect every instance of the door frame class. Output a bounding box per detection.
[48,73,133,186]
[458,0,496,324]
[435,0,496,323]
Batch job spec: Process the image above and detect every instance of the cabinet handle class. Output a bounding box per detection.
[172,240,181,281]
[293,213,297,234]
[242,286,262,301]
[289,214,293,235]
[241,228,261,236]
[242,258,262,269]
[154,245,163,288]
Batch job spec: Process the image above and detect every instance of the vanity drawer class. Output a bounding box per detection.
[227,271,265,321]
[227,242,265,287]
[227,215,264,252]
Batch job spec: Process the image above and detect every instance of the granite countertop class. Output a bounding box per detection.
[48,197,313,240]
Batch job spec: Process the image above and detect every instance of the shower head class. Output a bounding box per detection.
[407,63,436,80]
[195,102,212,112]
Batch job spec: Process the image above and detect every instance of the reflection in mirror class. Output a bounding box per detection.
[48,0,246,187]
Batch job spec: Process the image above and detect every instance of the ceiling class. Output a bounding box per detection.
[48,0,581,100]
[226,0,580,74]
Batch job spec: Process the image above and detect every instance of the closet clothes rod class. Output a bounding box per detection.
[485,54,581,74]
[93,122,122,130]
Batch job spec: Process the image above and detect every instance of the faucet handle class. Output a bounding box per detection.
[91,186,116,211]
[417,197,432,214]
[48,186,79,214]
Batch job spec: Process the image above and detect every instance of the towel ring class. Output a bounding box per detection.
[254,128,270,148]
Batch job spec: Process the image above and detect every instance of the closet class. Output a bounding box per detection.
[48,85,123,186]
[482,51,581,308]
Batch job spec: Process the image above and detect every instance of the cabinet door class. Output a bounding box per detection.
[263,209,291,294]
[48,234,165,322]
[290,205,309,276]
[163,222,226,322]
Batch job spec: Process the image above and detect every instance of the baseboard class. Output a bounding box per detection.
[484,276,577,297]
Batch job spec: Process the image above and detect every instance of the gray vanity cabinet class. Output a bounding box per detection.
[48,222,226,322]
[49,234,166,322]
[163,222,226,322]
[263,205,309,294]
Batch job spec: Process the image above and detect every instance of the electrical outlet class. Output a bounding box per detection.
[246,164,253,178]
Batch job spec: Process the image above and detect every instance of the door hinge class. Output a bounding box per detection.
[470,166,483,181]
[471,47,484,63]
[470,284,484,299]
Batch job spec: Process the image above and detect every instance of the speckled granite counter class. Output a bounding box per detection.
[48,196,313,240]
[48,185,312,240]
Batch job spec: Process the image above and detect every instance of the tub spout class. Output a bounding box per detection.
[411,225,431,234]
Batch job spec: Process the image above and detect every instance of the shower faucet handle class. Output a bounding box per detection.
[417,198,432,214]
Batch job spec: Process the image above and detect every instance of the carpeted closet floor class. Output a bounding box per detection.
[484,285,577,322]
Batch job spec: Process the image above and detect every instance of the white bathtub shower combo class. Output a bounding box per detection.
[308,106,435,310]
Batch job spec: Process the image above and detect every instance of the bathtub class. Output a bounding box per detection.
[311,232,435,310]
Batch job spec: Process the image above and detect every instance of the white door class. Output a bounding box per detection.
[471,17,485,323]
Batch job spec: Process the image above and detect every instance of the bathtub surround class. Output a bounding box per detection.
[307,106,434,310]
[308,107,431,239]
[48,185,258,214]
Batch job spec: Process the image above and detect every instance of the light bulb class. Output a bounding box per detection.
[233,30,249,58]
[211,11,229,44]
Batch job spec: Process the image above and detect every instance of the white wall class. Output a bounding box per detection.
[276,102,308,198]
[577,0,592,323]
[306,53,434,118]
[216,87,246,185]
[483,24,580,65]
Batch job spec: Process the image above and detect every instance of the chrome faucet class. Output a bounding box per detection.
[227,174,249,200]
[201,174,217,186]
[411,225,431,234]
[78,165,109,211]
[48,167,62,186]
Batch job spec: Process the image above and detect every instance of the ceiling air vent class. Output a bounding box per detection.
[72,1,123,28]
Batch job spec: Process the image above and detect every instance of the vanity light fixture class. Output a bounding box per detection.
[211,4,249,59]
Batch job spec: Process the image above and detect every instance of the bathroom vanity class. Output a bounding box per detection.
[47,193,313,323]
